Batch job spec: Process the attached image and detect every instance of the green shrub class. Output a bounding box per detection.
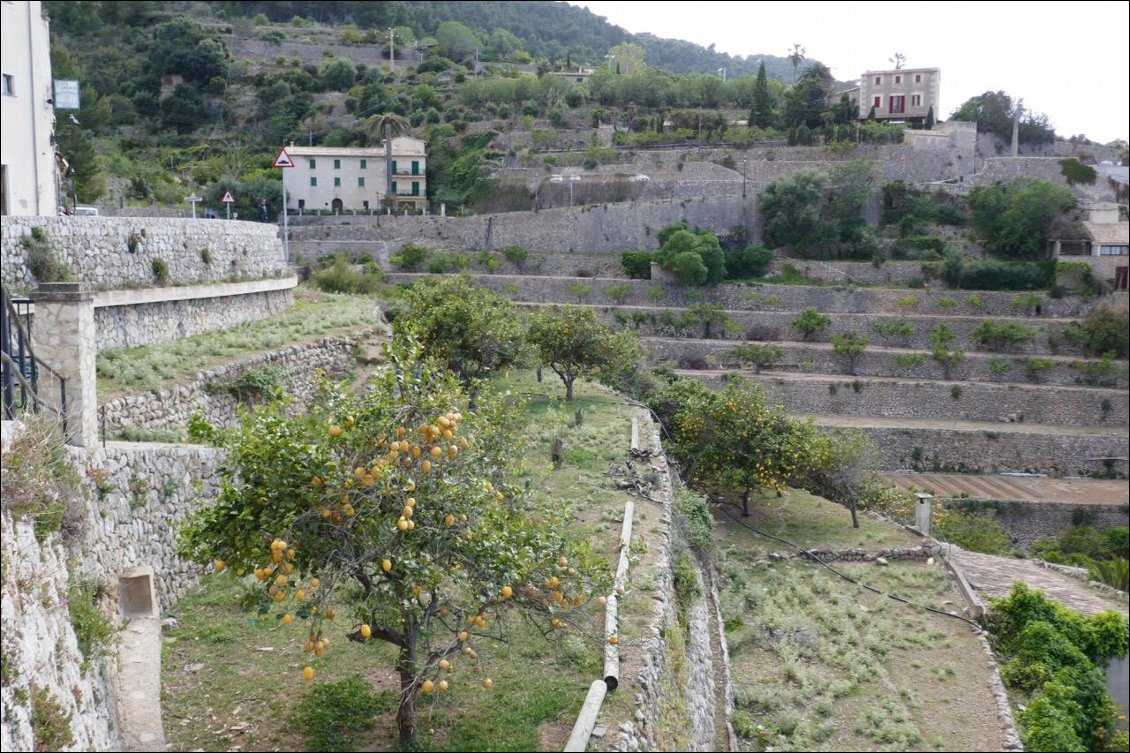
[500,245,529,269]
[390,243,428,271]
[791,308,831,341]
[972,321,1037,350]
[23,231,69,283]
[958,260,1052,291]
[1063,302,1129,358]
[894,352,927,369]
[602,283,631,303]
[310,255,383,294]
[68,577,117,671]
[1059,158,1097,186]
[621,251,653,279]
[151,257,170,285]
[725,244,773,279]
[988,357,1014,376]
[296,675,395,752]
[934,509,1011,555]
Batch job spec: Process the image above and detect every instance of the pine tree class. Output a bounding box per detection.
[750,61,775,129]
[925,105,936,130]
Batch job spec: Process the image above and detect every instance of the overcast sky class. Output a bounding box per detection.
[566,0,1129,145]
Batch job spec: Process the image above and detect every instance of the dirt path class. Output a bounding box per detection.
[882,472,1129,505]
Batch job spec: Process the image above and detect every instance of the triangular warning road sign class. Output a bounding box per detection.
[220,190,236,204]
[272,148,295,168]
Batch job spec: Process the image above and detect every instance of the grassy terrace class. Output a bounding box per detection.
[96,288,380,399]
[715,492,1005,752]
[161,371,661,752]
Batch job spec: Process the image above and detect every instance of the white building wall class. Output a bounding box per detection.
[281,142,426,212]
[0,0,57,216]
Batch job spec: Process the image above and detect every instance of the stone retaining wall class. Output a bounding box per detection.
[590,305,1085,357]
[385,272,1087,318]
[647,338,1128,390]
[937,499,1129,548]
[100,332,371,435]
[95,278,297,350]
[2,216,285,292]
[1,513,122,752]
[847,425,1127,477]
[689,372,1127,427]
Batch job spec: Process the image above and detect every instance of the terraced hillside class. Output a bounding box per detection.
[384,270,1129,479]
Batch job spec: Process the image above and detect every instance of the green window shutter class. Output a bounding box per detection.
[310,177,317,186]
[334,177,341,187]
[391,181,398,194]
[358,177,365,187]
[391,160,398,174]
[411,160,420,175]
[334,159,341,169]
[360,159,367,169]
[411,181,420,196]
[309,159,316,169]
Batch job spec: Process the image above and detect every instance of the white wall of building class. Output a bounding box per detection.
[1,1,58,216]
[281,139,426,213]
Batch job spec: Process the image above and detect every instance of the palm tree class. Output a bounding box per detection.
[362,113,412,203]
[787,43,806,83]
[889,52,906,70]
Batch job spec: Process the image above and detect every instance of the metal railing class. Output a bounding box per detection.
[1,285,67,435]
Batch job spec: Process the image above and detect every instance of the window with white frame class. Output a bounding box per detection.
[1099,245,1129,256]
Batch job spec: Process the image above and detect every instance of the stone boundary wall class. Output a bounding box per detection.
[94,277,298,350]
[78,442,224,608]
[844,425,1127,477]
[584,305,1086,358]
[288,195,756,258]
[384,272,1088,318]
[689,372,1127,427]
[645,338,1128,390]
[766,258,930,286]
[1,216,285,292]
[936,499,1129,548]
[100,332,371,435]
[1,513,122,752]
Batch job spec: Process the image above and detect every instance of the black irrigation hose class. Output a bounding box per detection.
[717,505,984,630]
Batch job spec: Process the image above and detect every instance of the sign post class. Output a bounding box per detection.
[185,193,202,219]
[220,189,236,220]
[272,148,295,262]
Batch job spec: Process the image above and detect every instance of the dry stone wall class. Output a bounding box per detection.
[95,281,295,350]
[689,372,1126,427]
[937,499,1129,549]
[1,514,123,753]
[645,337,1126,390]
[100,332,370,435]
[851,425,1127,477]
[2,216,285,292]
[384,272,1088,318]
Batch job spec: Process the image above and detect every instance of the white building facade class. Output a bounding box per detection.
[282,138,427,214]
[1,0,58,216]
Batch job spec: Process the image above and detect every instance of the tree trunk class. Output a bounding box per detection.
[536,366,542,382]
[849,498,860,528]
[565,376,575,401]
[741,489,750,517]
[468,386,479,413]
[396,632,417,746]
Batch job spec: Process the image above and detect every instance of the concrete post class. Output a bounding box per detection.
[915,492,934,536]
[29,282,98,447]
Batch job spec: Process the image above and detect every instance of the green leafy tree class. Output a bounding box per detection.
[782,63,832,128]
[658,377,817,516]
[831,332,868,375]
[791,307,831,341]
[728,343,784,373]
[929,324,964,379]
[749,61,776,129]
[393,277,527,409]
[435,21,480,63]
[760,170,829,253]
[950,91,1056,145]
[181,342,604,748]
[968,179,1076,259]
[527,306,638,400]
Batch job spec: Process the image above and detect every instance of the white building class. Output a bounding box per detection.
[281,138,427,214]
[1,0,58,216]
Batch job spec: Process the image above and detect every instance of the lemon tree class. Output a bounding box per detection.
[527,305,638,400]
[393,276,527,410]
[181,340,604,745]
[653,376,821,516]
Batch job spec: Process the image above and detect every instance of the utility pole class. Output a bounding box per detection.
[388,27,394,68]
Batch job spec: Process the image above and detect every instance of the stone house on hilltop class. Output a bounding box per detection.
[835,67,941,126]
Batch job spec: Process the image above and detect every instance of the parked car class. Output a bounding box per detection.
[73,206,99,216]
